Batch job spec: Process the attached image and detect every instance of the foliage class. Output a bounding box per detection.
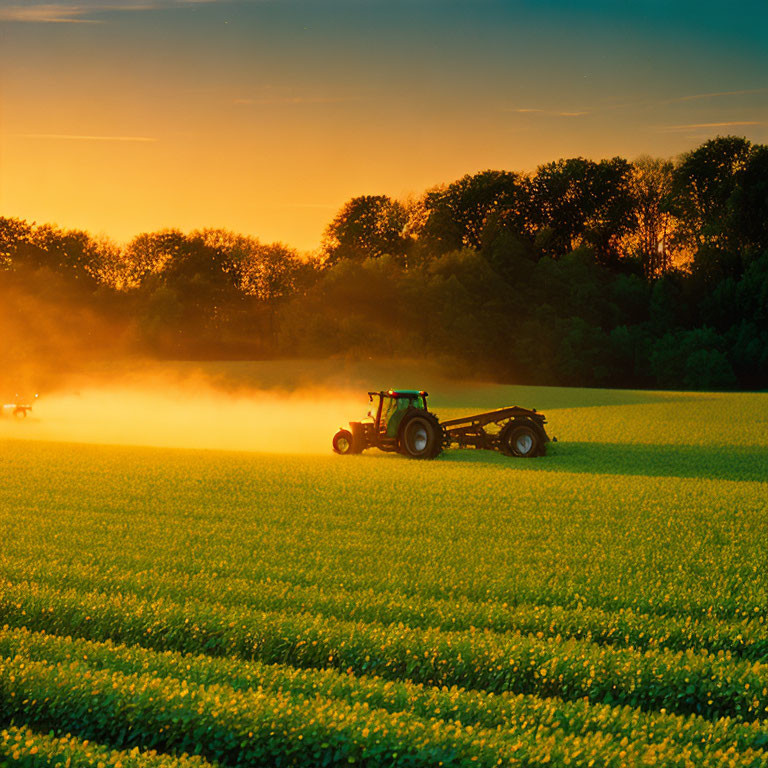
[2,135,768,388]
[418,170,528,253]
[322,195,410,264]
[0,726,215,768]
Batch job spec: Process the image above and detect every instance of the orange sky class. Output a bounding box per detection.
[1,0,766,252]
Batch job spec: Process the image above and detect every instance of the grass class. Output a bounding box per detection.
[0,376,766,767]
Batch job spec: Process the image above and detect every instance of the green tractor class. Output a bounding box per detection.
[332,389,552,460]
[333,390,443,459]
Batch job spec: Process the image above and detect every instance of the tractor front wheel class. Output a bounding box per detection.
[332,429,355,455]
[400,414,442,459]
[500,422,542,457]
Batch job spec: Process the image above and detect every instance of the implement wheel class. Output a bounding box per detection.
[500,422,542,458]
[400,414,442,459]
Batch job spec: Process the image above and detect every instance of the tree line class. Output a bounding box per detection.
[2,135,767,389]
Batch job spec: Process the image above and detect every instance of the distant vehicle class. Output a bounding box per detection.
[1,394,38,420]
[332,389,552,460]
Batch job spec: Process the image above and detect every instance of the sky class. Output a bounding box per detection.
[0,0,766,252]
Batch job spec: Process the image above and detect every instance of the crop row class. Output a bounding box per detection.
[2,554,765,662]
[4,519,765,625]
[2,581,767,721]
[4,462,766,628]
[0,654,763,768]
[0,725,215,768]
[3,626,768,755]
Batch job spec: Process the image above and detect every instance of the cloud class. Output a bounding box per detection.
[519,89,768,118]
[20,133,158,142]
[232,96,351,106]
[660,88,768,105]
[0,4,104,22]
[0,0,218,22]
[656,121,762,133]
[507,108,589,117]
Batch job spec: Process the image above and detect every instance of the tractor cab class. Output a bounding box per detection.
[369,390,428,438]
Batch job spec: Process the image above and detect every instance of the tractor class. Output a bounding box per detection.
[1,394,38,420]
[332,389,552,460]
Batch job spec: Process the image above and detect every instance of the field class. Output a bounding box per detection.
[1,372,767,767]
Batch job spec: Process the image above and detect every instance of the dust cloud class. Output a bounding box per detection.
[0,279,453,455]
[0,277,367,454]
[0,380,365,455]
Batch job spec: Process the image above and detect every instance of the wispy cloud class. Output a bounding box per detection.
[0,0,217,23]
[233,96,351,106]
[20,133,158,142]
[596,88,768,114]
[0,4,103,22]
[656,121,762,133]
[659,88,768,105]
[509,89,768,119]
[506,108,589,117]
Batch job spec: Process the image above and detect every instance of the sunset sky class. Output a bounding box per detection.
[1,0,766,252]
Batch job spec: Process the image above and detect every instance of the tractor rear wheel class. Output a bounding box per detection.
[400,414,442,459]
[332,429,355,455]
[500,422,542,457]
[13,408,26,420]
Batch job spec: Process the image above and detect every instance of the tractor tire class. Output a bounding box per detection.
[13,408,27,420]
[500,421,543,458]
[399,413,442,459]
[332,429,355,455]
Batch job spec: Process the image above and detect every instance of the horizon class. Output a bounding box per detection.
[1,0,766,251]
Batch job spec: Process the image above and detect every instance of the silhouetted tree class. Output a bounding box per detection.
[121,230,188,289]
[418,171,528,255]
[530,157,634,262]
[4,137,768,389]
[0,218,33,269]
[195,229,302,302]
[728,144,768,257]
[322,195,409,264]
[625,157,680,278]
[672,136,752,255]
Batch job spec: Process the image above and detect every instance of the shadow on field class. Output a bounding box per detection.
[439,442,768,483]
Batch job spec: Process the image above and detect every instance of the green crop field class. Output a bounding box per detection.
[1,379,767,767]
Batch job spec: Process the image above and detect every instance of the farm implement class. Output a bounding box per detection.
[1,394,37,420]
[332,389,552,460]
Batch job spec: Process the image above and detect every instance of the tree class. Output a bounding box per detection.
[728,143,768,257]
[322,195,409,264]
[649,327,736,390]
[672,135,752,253]
[0,217,33,270]
[418,170,527,254]
[122,230,188,289]
[530,157,634,261]
[196,229,302,303]
[0,219,105,291]
[624,157,681,278]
